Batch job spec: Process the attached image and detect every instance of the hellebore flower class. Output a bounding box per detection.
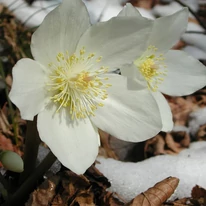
[119,4,206,132]
[9,0,163,174]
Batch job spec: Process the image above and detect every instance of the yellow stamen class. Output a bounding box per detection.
[134,45,167,92]
[47,48,110,120]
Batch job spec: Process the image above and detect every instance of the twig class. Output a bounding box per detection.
[174,0,206,30]
[186,30,206,34]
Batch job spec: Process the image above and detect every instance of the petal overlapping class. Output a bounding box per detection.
[159,50,206,96]
[9,59,49,121]
[120,63,147,90]
[37,105,100,174]
[118,4,188,55]
[31,0,90,68]
[151,92,173,132]
[76,16,153,71]
[90,74,162,142]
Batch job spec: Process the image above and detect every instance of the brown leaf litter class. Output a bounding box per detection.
[26,166,125,206]
[26,166,183,206]
[127,177,179,206]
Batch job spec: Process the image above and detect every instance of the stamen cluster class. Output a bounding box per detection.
[47,48,111,119]
[134,46,167,92]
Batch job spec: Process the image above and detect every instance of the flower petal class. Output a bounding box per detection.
[91,74,162,142]
[9,59,49,121]
[31,0,90,67]
[120,63,147,90]
[151,92,173,132]
[159,50,206,96]
[118,3,143,18]
[76,15,152,71]
[37,105,99,174]
[118,5,188,54]
[147,8,188,53]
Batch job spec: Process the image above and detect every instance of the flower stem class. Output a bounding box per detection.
[3,151,57,206]
[0,173,9,192]
[19,117,40,184]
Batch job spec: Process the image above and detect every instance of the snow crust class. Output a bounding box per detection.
[96,142,206,201]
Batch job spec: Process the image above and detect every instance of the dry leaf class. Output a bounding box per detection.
[166,197,190,206]
[103,192,125,206]
[191,185,206,199]
[99,130,118,159]
[196,124,206,140]
[127,177,179,206]
[144,134,166,157]
[26,177,60,206]
[69,189,95,206]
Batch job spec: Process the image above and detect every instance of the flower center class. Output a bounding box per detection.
[47,48,111,119]
[134,46,167,92]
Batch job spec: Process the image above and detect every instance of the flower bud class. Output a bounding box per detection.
[0,151,24,173]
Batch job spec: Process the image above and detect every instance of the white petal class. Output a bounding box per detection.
[118,5,188,55]
[9,59,49,121]
[147,8,188,53]
[151,92,173,132]
[91,74,162,142]
[159,50,206,96]
[31,0,90,67]
[37,105,99,174]
[118,3,143,18]
[120,63,147,90]
[76,15,152,71]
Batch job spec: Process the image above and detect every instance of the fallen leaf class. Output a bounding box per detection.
[191,185,206,199]
[126,177,179,206]
[26,176,60,206]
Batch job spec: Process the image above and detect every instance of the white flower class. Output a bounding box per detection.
[9,0,163,174]
[119,4,206,132]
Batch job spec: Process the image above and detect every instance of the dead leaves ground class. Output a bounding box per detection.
[0,1,206,206]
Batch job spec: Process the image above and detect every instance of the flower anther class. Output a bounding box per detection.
[134,46,167,92]
[47,48,111,119]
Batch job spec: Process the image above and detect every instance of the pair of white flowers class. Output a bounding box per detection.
[9,0,206,174]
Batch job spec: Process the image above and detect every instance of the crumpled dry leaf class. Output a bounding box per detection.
[196,124,206,141]
[26,177,59,206]
[166,197,190,206]
[26,166,125,206]
[126,177,179,206]
[186,89,206,108]
[167,96,197,126]
[99,129,118,160]
[191,185,206,206]
[0,108,13,136]
[144,131,190,158]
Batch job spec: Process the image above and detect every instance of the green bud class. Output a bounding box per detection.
[0,151,24,173]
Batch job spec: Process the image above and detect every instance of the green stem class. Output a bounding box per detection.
[19,117,40,184]
[0,173,9,192]
[0,60,18,144]
[3,151,57,206]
